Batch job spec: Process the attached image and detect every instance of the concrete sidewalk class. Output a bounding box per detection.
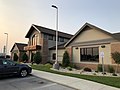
[32,70,120,90]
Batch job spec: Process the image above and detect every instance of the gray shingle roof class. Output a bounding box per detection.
[112,33,120,40]
[25,24,73,39]
[10,43,27,52]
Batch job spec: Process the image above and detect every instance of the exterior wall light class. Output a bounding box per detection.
[101,45,105,48]
[75,47,78,49]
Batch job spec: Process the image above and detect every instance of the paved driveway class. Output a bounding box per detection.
[0,75,76,90]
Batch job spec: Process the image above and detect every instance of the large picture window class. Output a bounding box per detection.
[80,47,99,62]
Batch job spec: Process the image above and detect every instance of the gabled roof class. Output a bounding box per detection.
[112,32,120,40]
[10,43,27,52]
[25,24,73,39]
[65,22,120,47]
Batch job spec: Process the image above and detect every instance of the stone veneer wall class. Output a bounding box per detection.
[66,46,73,63]
[40,38,48,64]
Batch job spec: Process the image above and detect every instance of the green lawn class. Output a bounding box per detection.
[31,64,120,88]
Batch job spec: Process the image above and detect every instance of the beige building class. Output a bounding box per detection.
[65,23,120,70]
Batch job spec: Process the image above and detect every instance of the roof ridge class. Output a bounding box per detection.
[33,24,73,36]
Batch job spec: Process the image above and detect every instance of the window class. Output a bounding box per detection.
[44,34,47,39]
[80,47,99,62]
[59,37,64,42]
[54,37,59,41]
[32,35,35,45]
[48,35,53,40]
[32,34,38,45]
[52,53,56,60]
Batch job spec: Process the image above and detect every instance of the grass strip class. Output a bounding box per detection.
[31,64,120,88]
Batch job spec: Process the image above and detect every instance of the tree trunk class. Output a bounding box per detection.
[115,64,118,73]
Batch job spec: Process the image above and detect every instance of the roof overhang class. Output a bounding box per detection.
[64,22,115,47]
[25,24,40,38]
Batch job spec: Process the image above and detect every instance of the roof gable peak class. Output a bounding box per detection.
[65,22,113,47]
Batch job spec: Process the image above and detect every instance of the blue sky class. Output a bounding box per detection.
[0,0,120,54]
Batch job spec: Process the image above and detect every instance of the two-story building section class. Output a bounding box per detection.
[24,24,73,63]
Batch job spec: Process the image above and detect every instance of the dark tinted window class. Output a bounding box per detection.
[44,34,47,39]
[48,35,53,40]
[80,47,99,62]
[59,37,64,42]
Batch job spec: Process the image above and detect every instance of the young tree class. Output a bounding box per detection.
[62,51,70,67]
[22,53,28,63]
[13,53,18,61]
[111,51,120,73]
[33,52,42,64]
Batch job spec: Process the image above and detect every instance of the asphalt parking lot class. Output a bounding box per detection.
[0,75,76,90]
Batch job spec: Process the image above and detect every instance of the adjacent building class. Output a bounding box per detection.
[10,43,27,61]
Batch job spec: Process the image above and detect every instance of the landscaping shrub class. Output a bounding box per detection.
[83,67,92,72]
[46,61,53,65]
[33,52,42,64]
[111,52,120,73]
[97,64,102,72]
[59,63,62,67]
[108,65,115,73]
[67,66,72,71]
[13,53,18,61]
[62,51,70,67]
[69,63,77,69]
[22,53,28,62]
[44,63,52,68]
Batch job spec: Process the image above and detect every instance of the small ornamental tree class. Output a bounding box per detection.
[13,53,18,61]
[111,51,120,73]
[62,51,70,67]
[33,52,42,64]
[22,53,28,62]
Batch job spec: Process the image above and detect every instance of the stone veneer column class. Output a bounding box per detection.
[111,42,120,64]
[40,38,48,64]
[66,46,73,63]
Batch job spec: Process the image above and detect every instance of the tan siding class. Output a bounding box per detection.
[73,28,112,43]
[49,49,65,62]
[99,44,111,64]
